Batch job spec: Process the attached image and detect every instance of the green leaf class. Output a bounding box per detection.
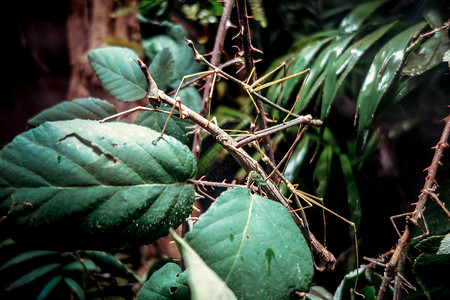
[338,0,388,34]
[0,120,197,250]
[171,229,237,300]
[355,22,427,150]
[415,235,445,253]
[322,22,396,120]
[149,47,175,91]
[438,233,450,255]
[136,262,190,300]
[0,250,56,271]
[413,253,450,299]
[185,188,314,298]
[28,98,118,128]
[6,263,61,291]
[63,277,86,300]
[284,135,311,182]
[83,251,142,283]
[338,154,362,230]
[333,266,365,300]
[88,47,148,101]
[134,87,201,145]
[313,146,333,198]
[37,275,63,300]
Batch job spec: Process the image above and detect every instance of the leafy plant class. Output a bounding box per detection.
[1,0,449,299]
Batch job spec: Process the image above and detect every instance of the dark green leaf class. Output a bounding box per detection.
[338,0,388,34]
[333,266,366,299]
[88,47,148,101]
[37,275,62,300]
[83,251,142,283]
[415,235,445,253]
[149,47,175,91]
[0,250,56,271]
[0,120,196,250]
[63,277,86,300]
[339,154,362,230]
[313,146,333,198]
[356,22,427,150]
[185,188,314,298]
[284,135,312,182]
[6,263,61,291]
[28,98,118,128]
[413,253,450,299]
[171,229,237,300]
[136,262,190,300]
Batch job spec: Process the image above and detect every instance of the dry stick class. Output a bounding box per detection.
[235,0,278,183]
[376,113,450,300]
[192,0,235,159]
[152,79,336,271]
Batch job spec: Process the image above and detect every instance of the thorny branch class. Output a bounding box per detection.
[376,113,450,300]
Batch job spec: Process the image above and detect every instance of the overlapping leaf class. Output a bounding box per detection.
[28,98,118,127]
[185,188,313,299]
[0,120,197,250]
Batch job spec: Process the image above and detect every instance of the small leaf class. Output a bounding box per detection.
[185,188,314,298]
[136,262,190,300]
[0,120,197,250]
[333,266,365,300]
[251,171,267,186]
[356,22,427,150]
[339,154,362,230]
[171,229,237,300]
[28,98,118,128]
[149,47,175,91]
[6,263,61,291]
[63,277,86,300]
[313,146,333,198]
[438,233,450,254]
[88,47,148,101]
[37,275,63,300]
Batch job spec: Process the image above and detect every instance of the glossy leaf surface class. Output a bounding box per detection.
[185,188,313,299]
[0,120,196,250]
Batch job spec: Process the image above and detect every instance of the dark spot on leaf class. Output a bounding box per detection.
[265,248,276,276]
[57,155,61,163]
[229,234,234,242]
[175,272,181,277]
[169,286,178,294]
[246,235,250,239]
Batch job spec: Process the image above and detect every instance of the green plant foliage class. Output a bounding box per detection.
[0,120,196,250]
[171,229,237,300]
[136,262,190,300]
[27,98,118,128]
[185,188,314,299]
[88,47,148,101]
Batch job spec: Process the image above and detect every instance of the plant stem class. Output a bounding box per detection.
[376,112,450,300]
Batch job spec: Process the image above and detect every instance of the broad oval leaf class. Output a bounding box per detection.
[136,262,190,300]
[28,98,118,128]
[0,120,197,250]
[185,188,314,299]
[88,47,148,101]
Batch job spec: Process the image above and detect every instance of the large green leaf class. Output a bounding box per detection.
[0,120,197,250]
[185,188,314,299]
[355,22,427,150]
[171,229,237,300]
[88,47,148,101]
[136,262,190,300]
[28,98,118,128]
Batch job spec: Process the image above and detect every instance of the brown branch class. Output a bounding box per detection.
[235,0,278,183]
[376,112,450,300]
[192,0,235,159]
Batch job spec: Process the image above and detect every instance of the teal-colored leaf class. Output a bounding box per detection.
[88,47,148,101]
[338,154,362,230]
[333,266,366,300]
[313,146,333,198]
[37,275,63,300]
[6,263,61,291]
[134,87,201,145]
[149,47,175,91]
[136,262,190,300]
[356,22,427,150]
[63,258,97,272]
[28,98,118,128]
[438,233,450,255]
[338,0,388,34]
[83,251,142,283]
[322,22,396,120]
[63,277,86,300]
[185,188,314,298]
[0,120,196,250]
[171,229,237,300]
[0,250,56,271]
[251,171,267,186]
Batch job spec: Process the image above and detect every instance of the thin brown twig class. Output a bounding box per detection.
[377,112,450,300]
